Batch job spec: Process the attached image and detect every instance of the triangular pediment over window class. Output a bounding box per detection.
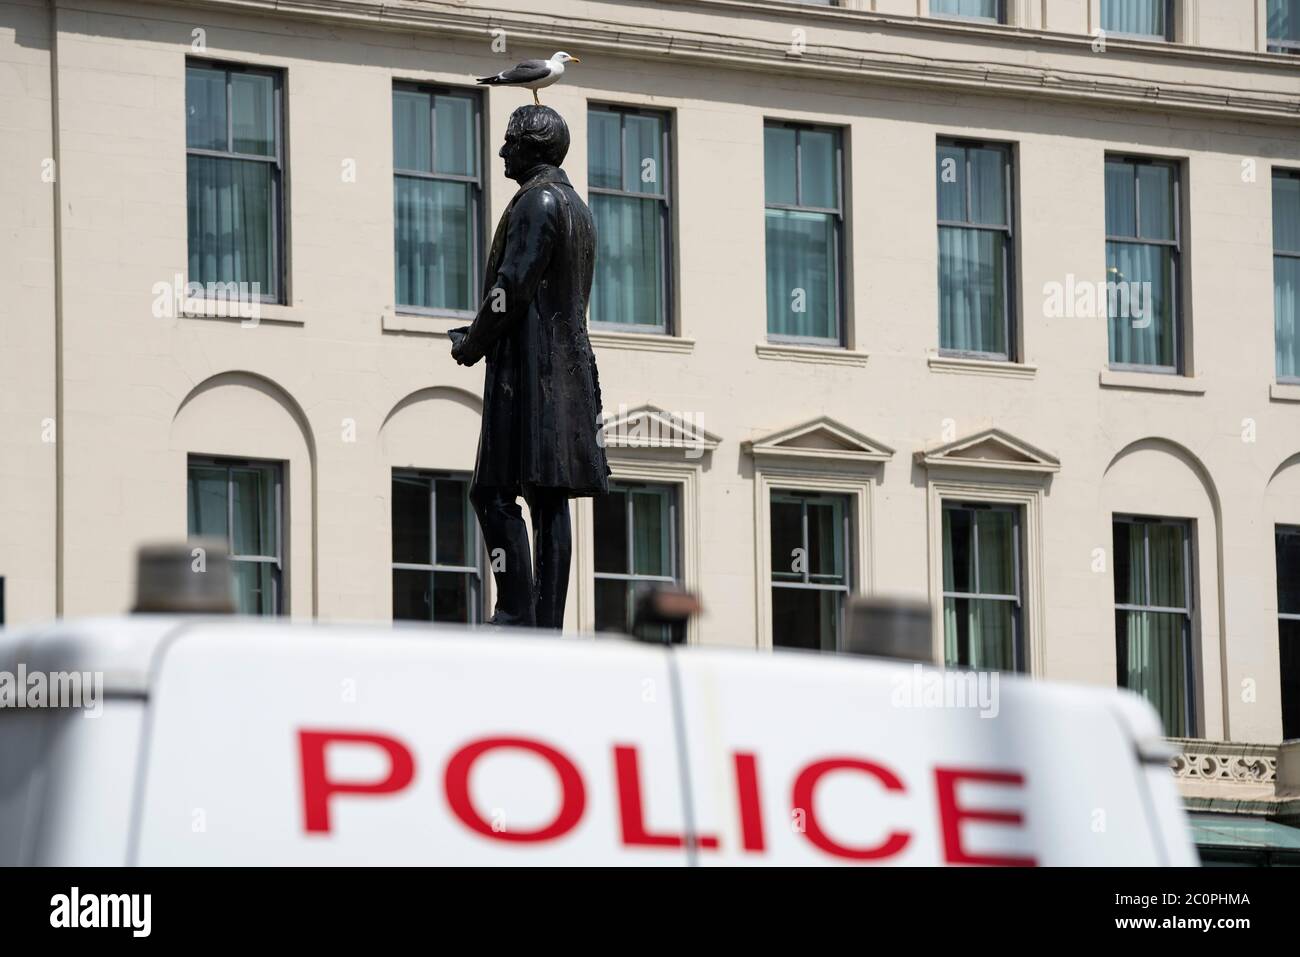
[916,428,1060,475]
[599,404,721,453]
[743,417,894,464]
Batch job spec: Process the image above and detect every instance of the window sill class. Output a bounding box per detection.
[383,312,467,336]
[1099,368,1206,395]
[928,354,1036,379]
[181,303,302,327]
[1270,382,1300,403]
[589,329,695,354]
[755,342,869,367]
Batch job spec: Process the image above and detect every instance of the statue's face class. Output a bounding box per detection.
[499,127,533,181]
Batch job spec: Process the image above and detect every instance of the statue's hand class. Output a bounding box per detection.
[448,326,475,366]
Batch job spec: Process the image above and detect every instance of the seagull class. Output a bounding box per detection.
[476,52,580,105]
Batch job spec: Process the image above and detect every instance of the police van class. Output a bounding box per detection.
[0,613,1195,866]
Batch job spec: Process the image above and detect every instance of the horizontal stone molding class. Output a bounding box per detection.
[140,0,1300,123]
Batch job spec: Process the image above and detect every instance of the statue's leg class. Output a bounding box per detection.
[525,486,572,630]
[470,484,534,626]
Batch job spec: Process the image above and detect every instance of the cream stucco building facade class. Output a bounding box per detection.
[2,0,1299,790]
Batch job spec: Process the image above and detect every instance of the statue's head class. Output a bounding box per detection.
[500,105,570,181]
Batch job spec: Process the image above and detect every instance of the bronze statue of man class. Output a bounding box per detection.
[450,105,610,629]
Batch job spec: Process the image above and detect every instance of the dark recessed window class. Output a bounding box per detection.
[1277,526,1300,739]
[593,483,679,640]
[391,471,485,623]
[771,491,851,651]
[942,503,1025,672]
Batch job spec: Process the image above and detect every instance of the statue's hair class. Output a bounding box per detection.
[506,105,570,167]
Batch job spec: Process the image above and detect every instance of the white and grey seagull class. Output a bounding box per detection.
[476,52,580,105]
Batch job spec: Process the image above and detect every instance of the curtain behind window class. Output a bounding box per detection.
[1276,176,1300,379]
[765,209,837,340]
[932,0,1000,19]
[1102,0,1168,37]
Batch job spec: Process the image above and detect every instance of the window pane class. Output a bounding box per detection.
[1270,0,1300,43]
[590,193,664,328]
[435,478,471,567]
[765,208,837,340]
[1281,618,1300,740]
[392,473,431,564]
[938,226,1006,354]
[594,578,629,632]
[1277,255,1300,379]
[623,113,663,195]
[232,560,276,616]
[1113,520,1145,606]
[764,126,797,206]
[944,597,1016,670]
[593,488,628,574]
[393,568,431,620]
[1277,528,1300,615]
[1102,0,1168,37]
[631,489,670,577]
[1107,241,1174,367]
[432,571,473,623]
[770,497,804,581]
[187,155,276,295]
[772,587,841,652]
[1105,160,1137,237]
[186,65,227,151]
[1274,174,1300,254]
[394,177,473,311]
[588,110,621,190]
[932,0,1001,19]
[1137,164,1174,241]
[968,147,1007,227]
[393,90,432,173]
[976,509,1016,595]
[943,507,974,593]
[188,466,228,539]
[806,498,845,581]
[799,129,837,210]
[936,144,967,222]
[1117,609,1188,736]
[434,94,476,177]
[1147,522,1187,608]
[230,72,275,157]
[231,466,275,557]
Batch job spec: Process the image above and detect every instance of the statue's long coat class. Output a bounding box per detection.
[456,165,610,497]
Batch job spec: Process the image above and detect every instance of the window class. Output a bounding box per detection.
[942,504,1024,672]
[770,491,851,651]
[593,483,679,639]
[588,107,672,333]
[1277,527,1300,739]
[937,140,1015,359]
[186,61,285,303]
[188,456,284,615]
[1105,156,1181,372]
[1101,0,1174,39]
[393,86,482,314]
[391,471,484,623]
[931,0,1005,22]
[1268,0,1300,53]
[1114,517,1195,736]
[764,122,843,344]
[1275,170,1300,382]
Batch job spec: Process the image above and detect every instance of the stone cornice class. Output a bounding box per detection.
[132,0,1300,123]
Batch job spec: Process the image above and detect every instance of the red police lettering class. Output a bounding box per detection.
[444,736,586,843]
[299,729,415,833]
[793,758,911,861]
[934,767,1035,867]
[613,745,718,850]
[733,752,765,852]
